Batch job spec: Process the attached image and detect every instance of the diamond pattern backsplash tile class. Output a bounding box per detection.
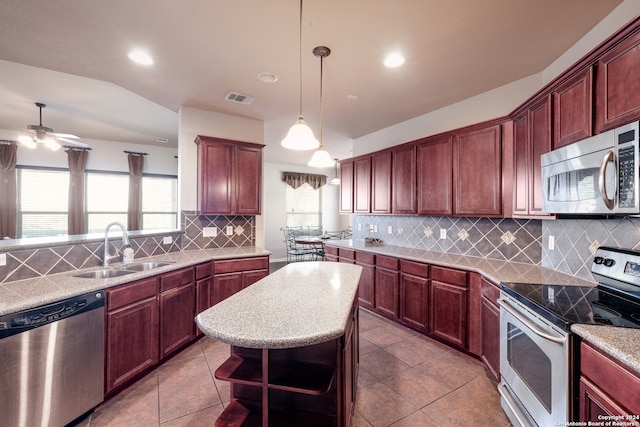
[182,211,255,250]
[352,215,542,264]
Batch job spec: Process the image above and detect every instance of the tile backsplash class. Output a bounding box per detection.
[0,211,255,284]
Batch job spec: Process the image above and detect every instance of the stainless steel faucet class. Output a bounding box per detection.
[103,222,130,266]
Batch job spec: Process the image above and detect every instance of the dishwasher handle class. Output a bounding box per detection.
[0,290,104,339]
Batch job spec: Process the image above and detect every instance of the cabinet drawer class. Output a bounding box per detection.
[376,255,398,270]
[339,248,356,260]
[400,260,429,277]
[325,245,338,256]
[214,256,269,274]
[160,267,195,292]
[481,278,500,304]
[431,266,467,287]
[355,250,375,265]
[581,342,640,413]
[195,262,212,279]
[107,277,158,311]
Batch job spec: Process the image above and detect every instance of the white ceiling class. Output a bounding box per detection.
[0,0,625,165]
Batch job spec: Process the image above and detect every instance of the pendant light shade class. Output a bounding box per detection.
[281,0,319,151]
[308,147,334,168]
[308,45,334,168]
[282,116,319,150]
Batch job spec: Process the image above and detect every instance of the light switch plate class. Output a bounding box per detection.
[226,226,234,236]
[162,236,173,245]
[387,226,393,234]
[203,227,217,237]
[0,253,6,266]
[440,229,447,240]
[548,235,555,251]
[373,225,378,232]
[357,223,362,231]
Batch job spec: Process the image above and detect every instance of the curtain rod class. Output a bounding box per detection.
[124,150,148,156]
[63,146,92,151]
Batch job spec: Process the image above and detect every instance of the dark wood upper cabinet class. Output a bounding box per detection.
[513,96,553,218]
[596,29,640,134]
[339,160,354,213]
[453,124,502,217]
[392,145,417,214]
[371,151,391,214]
[417,135,453,216]
[194,135,264,215]
[553,67,593,149]
[353,157,371,213]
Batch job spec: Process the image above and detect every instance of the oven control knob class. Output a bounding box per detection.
[594,256,604,264]
[603,258,616,267]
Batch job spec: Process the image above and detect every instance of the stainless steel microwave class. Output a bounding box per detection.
[541,121,639,215]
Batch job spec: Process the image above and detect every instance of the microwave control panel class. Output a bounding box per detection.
[618,144,636,208]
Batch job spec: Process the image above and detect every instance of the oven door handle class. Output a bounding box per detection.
[498,298,567,344]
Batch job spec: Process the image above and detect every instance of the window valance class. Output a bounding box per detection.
[281,171,327,190]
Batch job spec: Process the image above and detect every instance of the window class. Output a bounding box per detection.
[286,183,321,228]
[17,167,69,238]
[16,166,178,238]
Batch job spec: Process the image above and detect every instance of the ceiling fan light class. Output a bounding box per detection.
[44,138,61,151]
[18,135,37,149]
[308,147,335,168]
[281,116,319,150]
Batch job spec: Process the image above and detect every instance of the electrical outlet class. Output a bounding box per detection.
[369,224,374,232]
[203,227,217,237]
[357,223,362,231]
[0,253,6,266]
[226,226,234,236]
[440,228,447,240]
[548,235,555,251]
[162,236,173,245]
[387,226,393,234]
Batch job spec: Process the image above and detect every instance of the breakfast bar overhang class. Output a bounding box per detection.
[196,261,363,426]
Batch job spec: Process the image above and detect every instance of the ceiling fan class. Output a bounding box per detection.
[16,102,89,151]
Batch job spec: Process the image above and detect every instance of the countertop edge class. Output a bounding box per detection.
[571,323,640,374]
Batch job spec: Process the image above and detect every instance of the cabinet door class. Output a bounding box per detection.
[235,145,262,214]
[453,124,502,216]
[375,267,399,319]
[195,275,212,337]
[212,272,243,305]
[431,281,467,349]
[513,112,529,216]
[529,97,552,215]
[199,141,234,214]
[400,273,429,331]
[371,151,391,214]
[339,160,354,213]
[481,297,500,382]
[355,260,375,310]
[160,284,195,359]
[392,145,417,214]
[596,30,640,133]
[417,136,453,215]
[354,157,371,213]
[106,297,159,393]
[553,68,593,149]
[579,377,628,422]
[243,269,269,288]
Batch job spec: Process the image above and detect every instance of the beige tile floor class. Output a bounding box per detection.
[80,309,511,426]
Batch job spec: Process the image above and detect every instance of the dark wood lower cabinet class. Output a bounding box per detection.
[399,260,430,331]
[160,283,195,358]
[430,266,468,350]
[214,301,359,426]
[375,256,399,319]
[355,251,375,310]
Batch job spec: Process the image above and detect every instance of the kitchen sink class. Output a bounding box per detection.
[72,268,136,279]
[121,261,175,271]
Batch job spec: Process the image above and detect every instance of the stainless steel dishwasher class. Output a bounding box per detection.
[0,290,105,427]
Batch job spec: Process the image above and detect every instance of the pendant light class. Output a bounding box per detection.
[281,0,319,150]
[308,46,335,168]
[330,159,341,185]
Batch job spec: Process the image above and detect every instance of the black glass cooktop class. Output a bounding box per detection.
[500,282,640,332]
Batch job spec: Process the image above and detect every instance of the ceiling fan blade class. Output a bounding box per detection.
[52,132,79,139]
[57,137,90,147]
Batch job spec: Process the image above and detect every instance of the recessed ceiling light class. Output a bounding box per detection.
[384,52,405,68]
[257,72,278,83]
[127,50,154,65]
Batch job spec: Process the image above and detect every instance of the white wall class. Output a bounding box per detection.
[352,0,640,156]
[263,161,345,261]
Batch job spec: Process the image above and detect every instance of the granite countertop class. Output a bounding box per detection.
[0,247,270,316]
[196,261,363,349]
[326,240,596,287]
[571,324,640,373]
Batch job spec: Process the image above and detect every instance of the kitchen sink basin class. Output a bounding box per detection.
[72,268,136,279]
[122,261,175,271]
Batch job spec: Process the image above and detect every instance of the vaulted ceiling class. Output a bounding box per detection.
[0,0,625,164]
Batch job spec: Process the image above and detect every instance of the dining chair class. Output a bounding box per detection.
[281,227,315,263]
[306,225,323,236]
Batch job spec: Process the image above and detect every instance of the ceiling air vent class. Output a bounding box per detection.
[225,91,255,105]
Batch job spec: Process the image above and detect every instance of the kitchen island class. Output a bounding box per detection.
[196,261,362,427]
